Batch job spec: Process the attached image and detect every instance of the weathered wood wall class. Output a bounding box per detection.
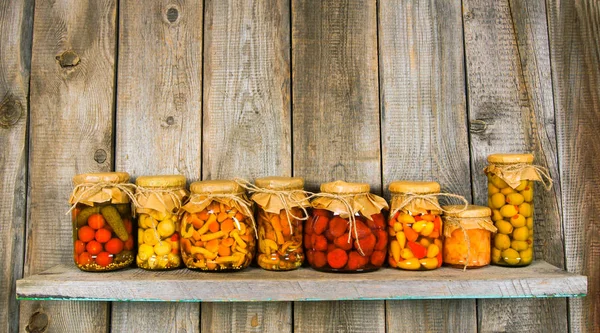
[0,0,597,332]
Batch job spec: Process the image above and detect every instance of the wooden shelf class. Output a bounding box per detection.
[16,261,586,302]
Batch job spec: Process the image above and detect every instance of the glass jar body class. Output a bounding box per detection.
[488,176,534,266]
[388,210,443,270]
[257,207,304,270]
[137,210,181,270]
[304,209,387,272]
[443,228,491,268]
[180,201,256,271]
[72,202,135,271]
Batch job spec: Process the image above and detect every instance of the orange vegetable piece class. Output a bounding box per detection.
[354,233,376,256]
[95,252,113,267]
[198,210,209,220]
[303,233,313,248]
[95,228,112,243]
[192,230,202,241]
[433,216,441,232]
[271,215,283,231]
[428,230,440,239]
[221,237,234,247]
[351,220,372,239]
[313,209,330,217]
[218,245,231,257]
[437,252,443,268]
[181,238,192,253]
[403,226,419,242]
[370,213,385,228]
[217,211,228,222]
[327,243,336,253]
[205,239,219,253]
[240,234,253,242]
[421,214,435,222]
[324,229,336,242]
[370,250,386,266]
[304,217,315,234]
[312,251,327,268]
[221,219,235,233]
[191,216,204,230]
[329,217,348,237]
[414,215,423,222]
[314,235,328,251]
[208,221,220,233]
[388,256,397,268]
[87,214,106,230]
[86,241,103,255]
[78,226,95,242]
[123,219,133,234]
[280,215,291,236]
[266,231,277,241]
[78,252,92,266]
[347,251,366,270]
[313,216,329,235]
[105,238,124,254]
[374,229,388,251]
[334,233,353,251]
[75,240,85,255]
[124,237,134,251]
[327,249,348,269]
[407,241,427,259]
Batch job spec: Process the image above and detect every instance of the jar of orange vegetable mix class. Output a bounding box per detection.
[305,181,389,272]
[485,153,552,267]
[69,172,136,272]
[179,180,256,271]
[387,181,468,271]
[134,175,188,270]
[442,205,497,269]
[247,177,310,271]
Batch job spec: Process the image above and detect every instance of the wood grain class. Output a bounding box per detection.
[546,0,600,331]
[0,0,33,331]
[378,1,475,331]
[291,0,383,331]
[202,0,291,331]
[462,0,568,331]
[21,0,117,332]
[114,0,203,332]
[16,262,586,301]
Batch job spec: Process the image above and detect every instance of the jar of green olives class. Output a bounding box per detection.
[485,153,551,267]
[135,175,189,270]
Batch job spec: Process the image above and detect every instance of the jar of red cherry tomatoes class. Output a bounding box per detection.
[69,172,136,271]
[305,180,388,272]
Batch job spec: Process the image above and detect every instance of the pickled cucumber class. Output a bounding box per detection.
[100,205,129,241]
[115,203,131,216]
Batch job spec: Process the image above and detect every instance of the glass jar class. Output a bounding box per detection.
[252,177,309,271]
[305,181,389,272]
[135,175,188,270]
[486,153,538,266]
[180,180,256,271]
[388,181,443,271]
[69,172,135,271]
[442,205,496,269]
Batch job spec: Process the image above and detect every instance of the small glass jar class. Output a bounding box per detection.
[305,181,389,272]
[442,205,496,269]
[253,177,308,271]
[486,154,536,266]
[135,175,188,270]
[388,181,443,271]
[69,172,135,271]
[180,180,256,271]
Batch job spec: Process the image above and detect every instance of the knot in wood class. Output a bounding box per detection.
[0,96,23,128]
[56,50,80,68]
[164,5,180,24]
[26,311,49,333]
[469,119,488,134]
[464,11,474,21]
[94,149,107,163]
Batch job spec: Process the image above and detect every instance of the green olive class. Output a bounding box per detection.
[490,175,509,189]
[500,187,515,195]
[515,180,528,191]
[492,209,503,222]
[494,233,511,250]
[495,220,514,235]
[502,248,521,265]
[510,214,526,228]
[506,193,525,206]
[492,247,501,263]
[519,202,533,217]
[520,247,533,263]
[521,186,533,202]
[491,193,506,209]
[511,240,529,251]
[529,229,534,237]
[500,205,519,218]
[488,184,500,195]
[513,226,529,241]
[526,217,534,229]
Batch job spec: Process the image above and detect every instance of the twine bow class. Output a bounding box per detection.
[234,178,311,236]
[66,182,138,215]
[187,192,258,238]
[487,163,553,191]
[389,192,469,220]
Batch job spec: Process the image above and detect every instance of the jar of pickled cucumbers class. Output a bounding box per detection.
[388,181,444,271]
[69,172,135,271]
[135,175,188,270]
[305,181,389,272]
[180,180,256,271]
[485,153,551,267]
[251,177,309,271]
[442,205,496,269]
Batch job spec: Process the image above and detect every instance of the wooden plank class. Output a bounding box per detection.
[546,0,600,331]
[377,1,475,331]
[16,262,587,301]
[462,0,568,332]
[291,0,383,331]
[0,0,33,331]
[113,0,204,332]
[20,0,117,332]
[202,0,291,331]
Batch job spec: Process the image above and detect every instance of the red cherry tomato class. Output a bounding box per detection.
[95,228,112,243]
[124,237,134,251]
[78,252,93,266]
[95,252,113,267]
[87,214,106,230]
[123,218,133,234]
[105,238,124,255]
[74,240,86,254]
[86,240,103,255]
[78,226,95,242]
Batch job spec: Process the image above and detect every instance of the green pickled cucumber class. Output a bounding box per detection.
[100,205,129,241]
[76,206,101,227]
[115,203,131,217]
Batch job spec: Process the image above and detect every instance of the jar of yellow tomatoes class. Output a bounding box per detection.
[485,153,550,267]
[306,181,389,272]
[251,176,309,271]
[442,205,496,269]
[69,172,135,271]
[135,175,188,270]
[388,181,443,271]
[180,180,256,271]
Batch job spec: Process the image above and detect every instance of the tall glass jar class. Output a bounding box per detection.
[442,205,496,269]
[135,175,188,270]
[180,180,256,271]
[305,181,389,272]
[252,177,309,271]
[388,181,443,271]
[486,153,540,266]
[69,172,135,271]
